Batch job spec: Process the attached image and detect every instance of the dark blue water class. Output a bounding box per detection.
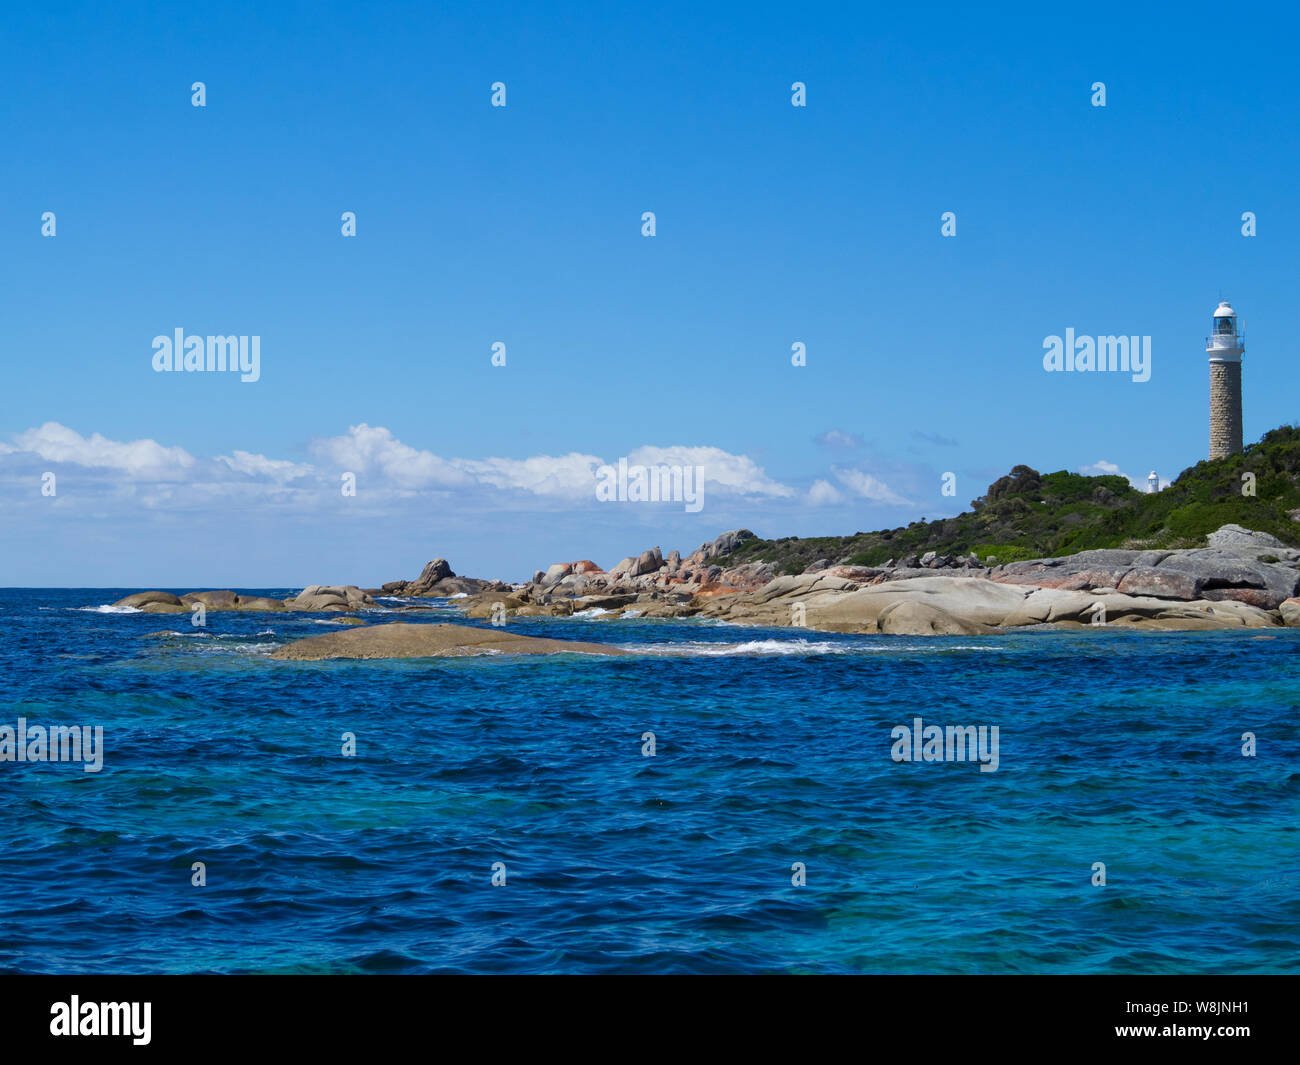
[1,588,1297,973]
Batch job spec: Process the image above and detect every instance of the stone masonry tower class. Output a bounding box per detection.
[1206,300,1244,460]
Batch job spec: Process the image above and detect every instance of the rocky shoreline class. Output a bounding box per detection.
[111,523,1300,641]
[112,562,511,616]
[456,524,1300,634]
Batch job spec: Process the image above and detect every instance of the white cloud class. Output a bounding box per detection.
[0,422,195,479]
[216,450,314,483]
[831,466,913,505]
[457,453,604,497]
[0,423,800,510]
[627,445,795,498]
[1079,459,1125,478]
[814,429,865,450]
[310,424,473,489]
[808,478,844,505]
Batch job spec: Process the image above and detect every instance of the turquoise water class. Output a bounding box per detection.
[1,589,1297,973]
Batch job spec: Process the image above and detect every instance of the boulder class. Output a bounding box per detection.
[404,559,455,595]
[236,596,288,612]
[180,590,240,610]
[1200,587,1287,610]
[693,570,1284,634]
[541,563,573,586]
[286,585,373,611]
[516,600,574,617]
[994,554,1133,591]
[686,529,756,565]
[719,561,778,592]
[796,577,1031,632]
[634,547,664,576]
[137,600,188,614]
[823,565,887,582]
[113,591,184,610]
[572,594,639,612]
[1116,567,1204,601]
[608,556,638,578]
[637,599,701,618]
[1156,551,1298,608]
[461,594,528,619]
[1207,524,1285,550]
[549,573,594,596]
[423,576,497,596]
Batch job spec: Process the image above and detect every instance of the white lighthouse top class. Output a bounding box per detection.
[1207,299,1244,360]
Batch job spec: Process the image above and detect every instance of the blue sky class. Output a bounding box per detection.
[2,1,1298,586]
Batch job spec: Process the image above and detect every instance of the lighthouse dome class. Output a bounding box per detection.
[1213,301,1236,318]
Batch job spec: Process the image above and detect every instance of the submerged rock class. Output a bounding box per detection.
[269,622,630,660]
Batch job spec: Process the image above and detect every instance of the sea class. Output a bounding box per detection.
[1,588,1297,974]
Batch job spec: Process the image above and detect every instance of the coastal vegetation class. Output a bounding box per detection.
[711,425,1300,574]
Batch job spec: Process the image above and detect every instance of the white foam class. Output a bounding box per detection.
[204,642,280,655]
[630,638,853,656]
[79,604,141,614]
[573,607,612,618]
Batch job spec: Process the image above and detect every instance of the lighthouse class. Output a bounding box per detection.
[1206,300,1244,460]
[1147,470,1159,494]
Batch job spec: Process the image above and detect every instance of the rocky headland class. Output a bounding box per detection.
[104,428,1300,644]
[111,523,1300,642]
[455,524,1300,635]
